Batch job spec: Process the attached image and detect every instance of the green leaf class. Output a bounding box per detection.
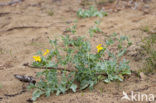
[27,83,35,90]
[46,61,56,67]
[70,84,77,92]
[120,36,127,41]
[117,49,126,57]
[104,79,110,83]
[32,89,44,101]
[121,70,131,75]
[36,50,42,55]
[45,88,51,97]
[56,90,61,96]
[36,72,42,77]
[88,81,94,90]
[95,20,100,25]
[106,39,114,46]
[58,84,67,94]
[80,80,89,90]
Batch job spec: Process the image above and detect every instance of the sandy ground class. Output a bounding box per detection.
[0,0,156,103]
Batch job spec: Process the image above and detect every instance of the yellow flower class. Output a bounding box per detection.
[33,56,41,62]
[96,44,103,53]
[43,49,49,56]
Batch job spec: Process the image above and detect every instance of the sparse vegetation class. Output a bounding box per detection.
[47,10,54,16]
[28,24,132,101]
[141,25,150,33]
[1,0,155,103]
[97,0,115,5]
[65,24,77,35]
[89,20,102,37]
[140,33,156,74]
[77,6,107,18]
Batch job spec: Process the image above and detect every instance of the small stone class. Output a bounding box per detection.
[143,9,149,15]
[140,72,147,80]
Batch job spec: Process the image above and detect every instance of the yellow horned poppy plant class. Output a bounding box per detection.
[43,49,50,56]
[96,44,103,52]
[33,56,41,62]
